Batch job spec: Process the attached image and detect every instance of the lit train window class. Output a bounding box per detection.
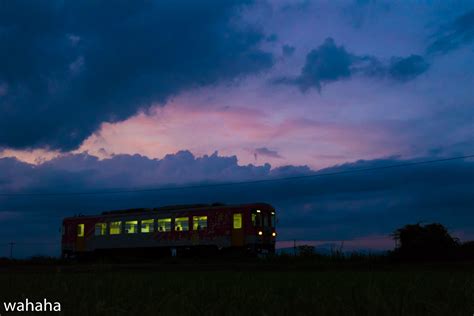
[95,223,107,236]
[193,216,207,230]
[77,224,84,237]
[110,221,122,235]
[141,219,154,233]
[271,212,276,227]
[252,213,261,227]
[175,217,189,231]
[233,213,242,229]
[157,218,171,232]
[125,221,138,234]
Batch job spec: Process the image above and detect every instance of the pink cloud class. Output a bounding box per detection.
[75,95,415,170]
[3,73,446,170]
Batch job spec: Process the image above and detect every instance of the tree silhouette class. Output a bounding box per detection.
[392,223,459,260]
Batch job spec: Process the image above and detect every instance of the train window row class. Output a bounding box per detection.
[251,211,276,228]
[81,216,208,237]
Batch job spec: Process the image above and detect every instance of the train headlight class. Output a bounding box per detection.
[272,232,277,237]
[258,231,263,236]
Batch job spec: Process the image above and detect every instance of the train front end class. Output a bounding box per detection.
[244,204,277,254]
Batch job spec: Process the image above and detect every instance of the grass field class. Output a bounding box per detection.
[1,260,474,316]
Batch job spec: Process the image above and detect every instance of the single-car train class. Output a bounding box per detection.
[61,202,276,258]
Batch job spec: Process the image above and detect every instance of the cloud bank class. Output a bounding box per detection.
[1,151,473,257]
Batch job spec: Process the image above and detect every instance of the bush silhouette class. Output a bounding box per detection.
[297,245,315,257]
[458,241,474,260]
[392,223,459,260]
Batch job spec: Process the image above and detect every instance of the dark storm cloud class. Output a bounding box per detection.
[275,38,430,91]
[428,9,474,54]
[0,0,273,151]
[1,152,473,257]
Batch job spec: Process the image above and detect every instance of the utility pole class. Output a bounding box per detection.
[8,242,15,259]
[293,239,296,256]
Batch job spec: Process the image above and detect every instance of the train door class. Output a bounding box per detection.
[75,223,86,252]
[231,213,244,247]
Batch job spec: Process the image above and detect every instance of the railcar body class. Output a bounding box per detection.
[61,202,276,258]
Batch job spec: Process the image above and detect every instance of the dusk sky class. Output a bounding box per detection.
[0,0,473,257]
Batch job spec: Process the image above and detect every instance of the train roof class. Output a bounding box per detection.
[63,202,274,221]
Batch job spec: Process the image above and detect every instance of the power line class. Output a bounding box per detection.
[0,154,473,197]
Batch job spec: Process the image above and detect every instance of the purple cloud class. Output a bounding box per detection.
[275,37,430,91]
[254,147,283,159]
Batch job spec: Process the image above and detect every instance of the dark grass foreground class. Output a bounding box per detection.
[1,258,474,316]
